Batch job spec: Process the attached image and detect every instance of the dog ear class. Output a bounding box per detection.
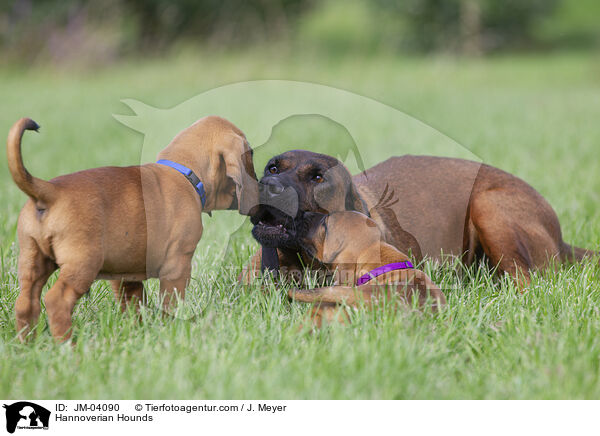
[221,137,258,215]
[345,182,370,216]
[298,212,328,259]
[303,211,327,228]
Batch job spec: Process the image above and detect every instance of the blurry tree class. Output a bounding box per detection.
[535,0,600,49]
[0,0,129,64]
[375,0,560,53]
[124,0,311,50]
[295,0,393,55]
[0,0,598,65]
[0,0,311,62]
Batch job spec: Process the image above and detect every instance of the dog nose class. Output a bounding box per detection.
[260,178,285,198]
[256,176,299,217]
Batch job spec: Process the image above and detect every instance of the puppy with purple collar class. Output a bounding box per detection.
[289,211,446,328]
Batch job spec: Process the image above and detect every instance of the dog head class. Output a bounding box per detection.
[250,150,368,249]
[300,211,385,269]
[289,210,445,318]
[158,116,258,214]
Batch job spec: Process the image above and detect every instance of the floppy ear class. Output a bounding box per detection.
[302,211,327,232]
[345,182,370,216]
[298,212,328,260]
[221,137,258,215]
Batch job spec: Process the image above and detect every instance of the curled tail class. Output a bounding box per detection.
[7,118,56,204]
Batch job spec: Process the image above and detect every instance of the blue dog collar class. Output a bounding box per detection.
[156,159,206,206]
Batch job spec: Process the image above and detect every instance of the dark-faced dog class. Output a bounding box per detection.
[288,211,446,328]
[8,116,257,341]
[242,150,596,287]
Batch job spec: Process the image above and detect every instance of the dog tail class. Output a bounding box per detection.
[7,118,56,204]
[561,243,598,264]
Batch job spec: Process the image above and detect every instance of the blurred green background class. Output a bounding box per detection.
[1,0,599,66]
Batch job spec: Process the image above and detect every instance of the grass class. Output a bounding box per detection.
[1,49,600,399]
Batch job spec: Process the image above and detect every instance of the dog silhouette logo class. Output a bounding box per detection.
[2,402,50,433]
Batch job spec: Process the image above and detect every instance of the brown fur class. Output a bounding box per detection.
[242,151,597,288]
[8,116,257,341]
[288,211,446,328]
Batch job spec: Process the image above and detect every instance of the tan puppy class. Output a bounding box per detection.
[8,116,257,341]
[288,211,446,328]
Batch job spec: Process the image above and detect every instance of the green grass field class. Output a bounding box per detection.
[1,50,600,399]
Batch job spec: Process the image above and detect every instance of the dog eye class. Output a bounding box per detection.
[268,165,278,174]
[313,174,324,183]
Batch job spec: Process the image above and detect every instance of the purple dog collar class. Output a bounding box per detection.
[356,261,415,286]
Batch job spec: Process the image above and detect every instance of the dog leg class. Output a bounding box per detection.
[158,256,192,313]
[238,249,263,284]
[15,239,56,341]
[470,189,562,289]
[316,304,348,326]
[43,267,96,341]
[299,304,347,331]
[110,280,146,313]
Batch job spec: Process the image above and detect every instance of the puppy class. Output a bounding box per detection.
[8,116,257,341]
[288,211,446,328]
